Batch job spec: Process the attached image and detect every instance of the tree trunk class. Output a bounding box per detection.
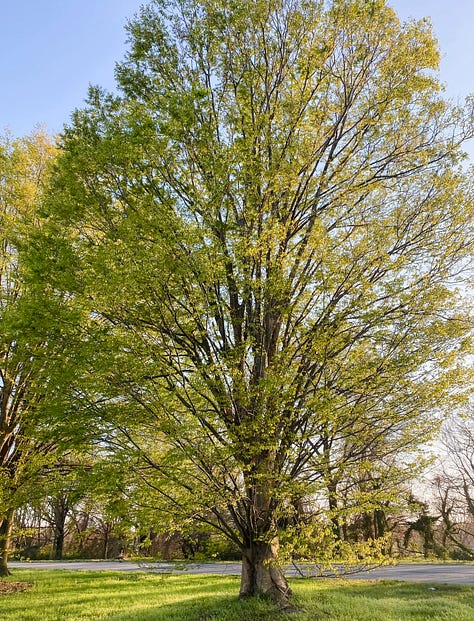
[52,494,70,561]
[327,482,344,541]
[53,524,65,561]
[374,509,387,539]
[103,523,112,560]
[239,538,292,610]
[0,509,15,577]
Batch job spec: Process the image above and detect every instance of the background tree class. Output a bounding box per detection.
[0,131,91,576]
[11,461,134,562]
[430,414,474,559]
[0,131,60,576]
[37,455,96,560]
[33,0,473,607]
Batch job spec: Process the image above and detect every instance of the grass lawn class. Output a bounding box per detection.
[1,570,473,620]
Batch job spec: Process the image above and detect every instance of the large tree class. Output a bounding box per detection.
[0,131,58,575]
[35,0,473,607]
[0,131,87,576]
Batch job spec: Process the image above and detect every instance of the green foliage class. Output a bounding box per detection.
[0,131,60,515]
[0,130,107,576]
[280,519,392,571]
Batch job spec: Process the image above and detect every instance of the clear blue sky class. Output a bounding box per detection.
[1,0,473,140]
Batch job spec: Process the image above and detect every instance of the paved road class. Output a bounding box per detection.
[8,560,474,585]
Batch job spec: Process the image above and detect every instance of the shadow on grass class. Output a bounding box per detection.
[103,597,288,621]
[100,577,290,621]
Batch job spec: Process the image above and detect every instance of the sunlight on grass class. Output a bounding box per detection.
[0,571,473,620]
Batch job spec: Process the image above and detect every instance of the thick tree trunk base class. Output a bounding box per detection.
[0,509,14,579]
[239,543,294,611]
[0,564,12,577]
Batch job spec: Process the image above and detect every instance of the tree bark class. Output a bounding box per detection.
[239,538,292,610]
[0,509,15,577]
[102,522,112,559]
[53,524,65,561]
[52,495,69,560]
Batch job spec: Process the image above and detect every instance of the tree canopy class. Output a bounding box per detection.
[0,131,61,575]
[0,130,99,576]
[30,0,473,606]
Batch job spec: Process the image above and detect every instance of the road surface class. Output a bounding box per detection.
[8,560,474,584]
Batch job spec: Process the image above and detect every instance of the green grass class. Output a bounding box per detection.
[1,570,474,620]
